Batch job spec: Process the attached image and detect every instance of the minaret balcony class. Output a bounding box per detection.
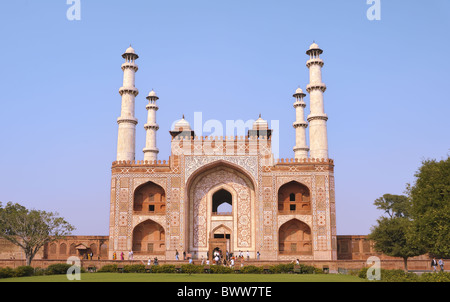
[307,114,328,122]
[293,121,308,128]
[306,83,326,93]
[306,58,324,68]
[144,123,159,130]
[117,116,138,125]
[121,62,138,72]
[119,86,139,96]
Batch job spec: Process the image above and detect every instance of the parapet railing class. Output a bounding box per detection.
[112,157,334,168]
[275,158,334,164]
[171,135,272,141]
[112,160,170,167]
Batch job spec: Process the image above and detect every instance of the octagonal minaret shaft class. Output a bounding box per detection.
[116,46,139,162]
[293,88,309,159]
[143,90,160,162]
[306,42,328,159]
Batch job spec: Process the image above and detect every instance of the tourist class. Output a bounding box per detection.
[201,255,205,265]
[257,251,260,260]
[175,249,179,260]
[183,251,186,260]
[120,252,124,260]
[147,258,152,266]
[431,258,438,272]
[439,259,445,272]
[154,257,159,265]
[246,250,250,261]
[113,251,117,260]
[230,257,235,268]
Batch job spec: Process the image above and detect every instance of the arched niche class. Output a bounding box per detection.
[278,181,311,214]
[134,181,166,214]
[278,219,312,255]
[132,219,165,255]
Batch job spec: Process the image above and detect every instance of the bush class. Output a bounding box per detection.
[210,265,233,274]
[0,267,14,279]
[97,264,118,273]
[14,266,34,277]
[299,264,322,274]
[357,268,419,282]
[123,264,145,273]
[34,267,45,276]
[46,263,73,275]
[419,272,450,282]
[181,264,203,274]
[241,265,263,274]
[269,263,294,274]
[150,264,176,273]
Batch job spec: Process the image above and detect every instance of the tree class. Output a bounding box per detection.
[409,155,450,258]
[369,194,425,271]
[0,202,75,265]
[373,194,411,218]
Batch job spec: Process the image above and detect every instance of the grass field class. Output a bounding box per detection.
[0,273,363,282]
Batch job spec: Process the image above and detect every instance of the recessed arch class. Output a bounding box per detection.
[132,219,165,255]
[185,160,256,193]
[278,219,312,255]
[278,181,311,214]
[133,181,166,214]
[186,162,255,256]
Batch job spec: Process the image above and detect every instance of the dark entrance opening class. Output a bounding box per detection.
[212,189,232,215]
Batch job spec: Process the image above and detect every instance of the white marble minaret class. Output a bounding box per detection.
[306,42,328,159]
[116,46,139,162]
[143,90,160,162]
[292,87,309,159]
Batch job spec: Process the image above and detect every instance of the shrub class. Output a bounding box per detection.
[299,264,321,274]
[14,266,34,277]
[210,265,233,274]
[381,269,418,282]
[0,267,14,279]
[46,263,73,275]
[269,263,294,274]
[34,267,46,276]
[181,264,203,274]
[97,264,118,273]
[151,264,176,273]
[357,268,418,282]
[123,264,145,273]
[419,272,450,282]
[241,265,263,274]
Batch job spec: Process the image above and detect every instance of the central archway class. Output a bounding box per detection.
[185,161,256,259]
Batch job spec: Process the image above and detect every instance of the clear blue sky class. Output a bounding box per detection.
[0,1,449,235]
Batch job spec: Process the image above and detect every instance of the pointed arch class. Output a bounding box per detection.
[278,219,312,255]
[278,180,311,214]
[132,219,165,255]
[133,181,166,214]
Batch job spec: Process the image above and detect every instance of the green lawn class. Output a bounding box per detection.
[0,273,363,282]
